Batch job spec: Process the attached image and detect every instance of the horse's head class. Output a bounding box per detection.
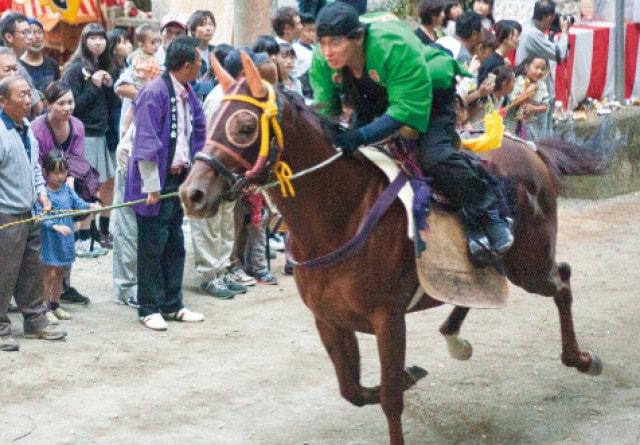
[181,51,283,218]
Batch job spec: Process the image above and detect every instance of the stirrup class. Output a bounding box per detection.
[467,233,498,268]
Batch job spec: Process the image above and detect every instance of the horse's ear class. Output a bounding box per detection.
[210,52,234,93]
[240,51,266,99]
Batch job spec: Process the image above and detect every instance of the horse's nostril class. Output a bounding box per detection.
[189,188,205,204]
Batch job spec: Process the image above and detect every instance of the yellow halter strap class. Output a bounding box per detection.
[222,81,295,197]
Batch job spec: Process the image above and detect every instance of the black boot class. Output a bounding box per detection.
[461,209,495,267]
[484,208,514,254]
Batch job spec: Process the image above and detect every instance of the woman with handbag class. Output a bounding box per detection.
[32,81,104,306]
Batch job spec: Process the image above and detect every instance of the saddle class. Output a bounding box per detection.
[359,145,509,309]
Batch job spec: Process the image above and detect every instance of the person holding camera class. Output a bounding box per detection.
[516,0,570,137]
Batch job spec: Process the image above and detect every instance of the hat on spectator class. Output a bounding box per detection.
[224,48,270,79]
[160,13,187,31]
[27,18,43,30]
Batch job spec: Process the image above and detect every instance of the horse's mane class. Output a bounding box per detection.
[277,87,342,141]
[535,138,608,177]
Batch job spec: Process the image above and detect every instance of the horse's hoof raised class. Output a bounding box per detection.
[445,335,473,361]
[581,352,603,376]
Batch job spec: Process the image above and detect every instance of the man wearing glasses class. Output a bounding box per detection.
[19,18,60,95]
[0,13,44,116]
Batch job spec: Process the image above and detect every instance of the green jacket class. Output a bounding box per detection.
[310,15,466,133]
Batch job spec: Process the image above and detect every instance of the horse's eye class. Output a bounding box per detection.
[225,110,260,148]
[240,125,255,135]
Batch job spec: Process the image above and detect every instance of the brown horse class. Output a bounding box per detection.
[180,53,602,445]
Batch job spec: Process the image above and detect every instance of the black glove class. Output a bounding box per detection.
[333,129,364,156]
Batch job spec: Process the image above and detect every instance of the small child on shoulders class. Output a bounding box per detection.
[37,151,96,324]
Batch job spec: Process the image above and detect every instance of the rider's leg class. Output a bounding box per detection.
[416,121,514,254]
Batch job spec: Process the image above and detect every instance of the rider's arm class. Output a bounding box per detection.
[354,114,403,144]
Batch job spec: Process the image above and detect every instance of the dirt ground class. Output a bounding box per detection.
[2,192,640,445]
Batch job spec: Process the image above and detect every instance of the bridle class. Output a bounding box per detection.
[193,80,296,199]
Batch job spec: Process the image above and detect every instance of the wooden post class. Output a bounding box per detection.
[234,0,273,47]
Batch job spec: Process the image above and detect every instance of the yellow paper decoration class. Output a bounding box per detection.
[461,104,505,153]
[39,0,83,24]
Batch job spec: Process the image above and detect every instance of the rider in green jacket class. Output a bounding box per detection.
[309,2,513,256]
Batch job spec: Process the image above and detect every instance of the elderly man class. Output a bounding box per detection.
[0,76,67,352]
[516,0,570,136]
[125,37,206,331]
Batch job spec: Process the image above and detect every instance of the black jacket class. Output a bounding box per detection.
[62,59,117,137]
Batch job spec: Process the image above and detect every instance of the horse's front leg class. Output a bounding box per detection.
[315,318,381,406]
[554,262,603,375]
[373,313,408,445]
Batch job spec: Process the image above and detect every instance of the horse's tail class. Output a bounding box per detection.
[535,138,608,176]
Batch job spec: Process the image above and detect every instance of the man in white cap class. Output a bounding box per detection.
[155,14,188,66]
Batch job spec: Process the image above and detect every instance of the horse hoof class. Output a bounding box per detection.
[558,262,571,281]
[404,366,428,387]
[582,353,603,376]
[445,335,473,361]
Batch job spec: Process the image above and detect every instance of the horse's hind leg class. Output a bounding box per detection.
[553,262,603,376]
[439,306,473,360]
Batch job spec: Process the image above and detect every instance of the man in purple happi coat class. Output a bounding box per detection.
[125,36,207,331]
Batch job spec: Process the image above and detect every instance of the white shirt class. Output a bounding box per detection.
[292,40,314,80]
[170,74,192,169]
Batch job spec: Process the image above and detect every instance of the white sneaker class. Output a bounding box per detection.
[269,234,285,252]
[227,267,257,286]
[46,311,60,325]
[140,313,168,331]
[163,307,204,322]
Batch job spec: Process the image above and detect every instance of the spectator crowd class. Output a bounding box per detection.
[1,0,579,350]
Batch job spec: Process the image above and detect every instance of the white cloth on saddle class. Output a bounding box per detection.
[359,146,415,240]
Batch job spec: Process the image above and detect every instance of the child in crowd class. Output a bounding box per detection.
[443,0,463,37]
[38,151,95,324]
[473,0,495,31]
[277,43,303,96]
[128,24,162,90]
[117,25,162,140]
[490,65,516,109]
[506,56,549,140]
[467,65,516,131]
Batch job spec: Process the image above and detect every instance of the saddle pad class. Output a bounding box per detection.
[359,146,415,239]
[359,146,509,309]
[416,208,509,309]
